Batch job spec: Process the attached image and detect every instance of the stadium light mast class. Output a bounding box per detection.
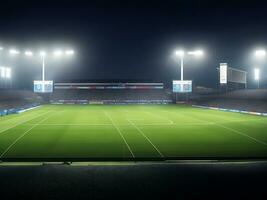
[174,49,204,81]
[24,49,74,81]
[254,49,265,89]
[175,50,185,80]
[254,68,260,89]
[39,51,46,81]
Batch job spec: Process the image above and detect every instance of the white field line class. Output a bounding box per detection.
[188,111,249,123]
[140,122,214,126]
[123,109,145,121]
[22,122,215,126]
[129,110,267,125]
[0,111,53,136]
[231,119,267,124]
[144,111,174,125]
[125,109,212,125]
[127,119,164,157]
[0,107,43,124]
[183,112,267,147]
[216,123,267,146]
[239,119,267,127]
[126,118,145,121]
[213,116,262,123]
[23,123,113,126]
[17,105,42,113]
[122,110,130,114]
[104,111,135,158]
[191,116,267,124]
[0,114,29,124]
[0,111,62,159]
[162,110,210,124]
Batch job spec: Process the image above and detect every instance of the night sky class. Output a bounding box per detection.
[1,0,267,89]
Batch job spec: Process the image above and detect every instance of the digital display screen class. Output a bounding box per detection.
[173,80,192,93]
[220,63,227,84]
[34,80,53,93]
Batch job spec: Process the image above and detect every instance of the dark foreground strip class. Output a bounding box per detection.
[0,161,267,199]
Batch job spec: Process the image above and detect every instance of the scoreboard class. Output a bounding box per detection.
[220,63,227,84]
[34,80,53,93]
[173,80,192,93]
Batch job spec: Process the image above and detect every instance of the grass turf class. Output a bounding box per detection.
[0,104,267,160]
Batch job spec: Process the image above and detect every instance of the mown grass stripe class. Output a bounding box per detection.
[127,119,164,157]
[0,111,53,136]
[0,111,62,158]
[104,111,135,158]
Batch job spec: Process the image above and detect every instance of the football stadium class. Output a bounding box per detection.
[1,45,267,200]
[1,57,267,161]
[1,1,267,199]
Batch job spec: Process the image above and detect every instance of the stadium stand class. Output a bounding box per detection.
[223,89,267,99]
[194,89,267,112]
[0,89,42,115]
[2,86,266,114]
[50,83,173,104]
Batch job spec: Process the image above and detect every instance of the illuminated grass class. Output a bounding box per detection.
[0,104,267,160]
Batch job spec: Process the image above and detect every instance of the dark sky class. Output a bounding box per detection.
[1,0,267,88]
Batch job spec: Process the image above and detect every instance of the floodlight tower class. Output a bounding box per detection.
[24,49,74,81]
[0,47,3,69]
[174,49,204,80]
[254,68,260,89]
[175,50,185,80]
[254,49,266,89]
[39,51,46,81]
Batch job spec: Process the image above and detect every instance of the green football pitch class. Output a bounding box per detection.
[0,104,267,161]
